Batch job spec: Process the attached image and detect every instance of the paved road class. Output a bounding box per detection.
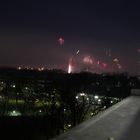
[52,96,140,140]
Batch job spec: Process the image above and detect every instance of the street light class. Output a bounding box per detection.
[9,110,21,116]
[75,96,79,99]
[12,84,16,88]
[80,93,86,96]
[94,95,99,99]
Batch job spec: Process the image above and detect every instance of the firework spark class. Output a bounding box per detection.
[76,50,80,55]
[68,64,72,73]
[68,57,74,73]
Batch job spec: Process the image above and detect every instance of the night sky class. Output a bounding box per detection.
[0,0,140,74]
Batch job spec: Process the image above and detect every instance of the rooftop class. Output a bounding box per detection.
[52,96,140,140]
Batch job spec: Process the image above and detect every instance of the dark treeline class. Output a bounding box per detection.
[0,68,139,139]
[0,68,139,97]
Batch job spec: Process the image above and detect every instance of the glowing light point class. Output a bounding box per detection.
[68,64,72,74]
[94,95,99,99]
[58,37,64,46]
[103,106,106,109]
[12,84,16,88]
[38,67,45,71]
[68,124,72,127]
[18,66,21,70]
[13,110,16,114]
[113,58,119,63]
[80,93,86,96]
[91,112,94,116]
[75,96,79,99]
[83,56,93,64]
[117,64,122,69]
[9,110,21,116]
[102,63,107,68]
[76,50,80,55]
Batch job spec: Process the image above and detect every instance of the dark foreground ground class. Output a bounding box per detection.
[1,96,140,140]
[0,116,54,140]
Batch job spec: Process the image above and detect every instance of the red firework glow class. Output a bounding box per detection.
[58,37,64,46]
[102,63,107,68]
[83,56,93,64]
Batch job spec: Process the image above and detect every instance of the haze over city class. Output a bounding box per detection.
[0,0,140,74]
